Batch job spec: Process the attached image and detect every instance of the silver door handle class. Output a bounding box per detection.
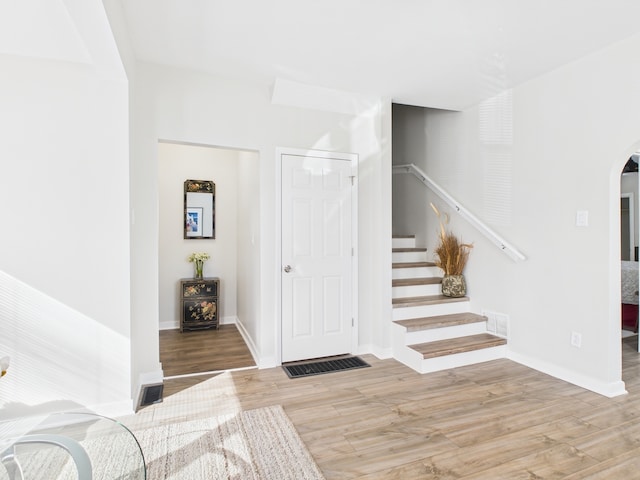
[283,265,292,273]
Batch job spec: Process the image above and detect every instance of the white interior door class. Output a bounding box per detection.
[281,152,354,362]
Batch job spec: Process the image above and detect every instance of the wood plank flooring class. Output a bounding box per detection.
[159,325,256,377]
[122,333,640,479]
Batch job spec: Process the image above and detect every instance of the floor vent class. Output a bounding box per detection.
[138,383,164,408]
[283,356,370,379]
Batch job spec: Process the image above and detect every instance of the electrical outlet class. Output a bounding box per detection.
[571,331,582,348]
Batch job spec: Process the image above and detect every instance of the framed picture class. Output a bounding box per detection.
[184,179,215,239]
[186,207,203,237]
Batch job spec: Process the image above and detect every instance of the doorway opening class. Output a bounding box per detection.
[620,154,639,342]
[157,141,260,391]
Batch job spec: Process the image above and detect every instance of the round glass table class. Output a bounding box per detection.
[0,412,146,479]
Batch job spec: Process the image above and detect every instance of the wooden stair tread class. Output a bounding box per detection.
[392,261,436,269]
[392,247,427,253]
[409,333,506,359]
[392,295,468,308]
[392,277,441,287]
[392,235,415,238]
[394,313,487,331]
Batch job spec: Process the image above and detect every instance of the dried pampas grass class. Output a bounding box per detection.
[431,203,473,275]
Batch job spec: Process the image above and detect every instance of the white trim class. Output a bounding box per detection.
[508,351,627,398]
[275,147,359,365]
[158,316,237,331]
[164,365,258,380]
[234,317,267,368]
[393,163,526,262]
[86,400,135,418]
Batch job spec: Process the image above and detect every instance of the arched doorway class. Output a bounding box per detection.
[620,155,639,342]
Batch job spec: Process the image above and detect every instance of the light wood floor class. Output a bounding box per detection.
[123,333,640,479]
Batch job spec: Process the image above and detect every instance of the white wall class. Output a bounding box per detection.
[236,150,262,360]
[158,142,242,329]
[393,33,640,396]
[131,63,392,369]
[0,1,132,415]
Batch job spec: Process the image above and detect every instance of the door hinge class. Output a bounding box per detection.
[352,318,354,327]
[351,247,354,256]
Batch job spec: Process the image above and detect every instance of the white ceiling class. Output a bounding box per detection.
[118,0,640,110]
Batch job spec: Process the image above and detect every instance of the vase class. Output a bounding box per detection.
[194,260,204,279]
[441,274,466,298]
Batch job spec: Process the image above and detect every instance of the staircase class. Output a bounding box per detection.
[391,235,507,374]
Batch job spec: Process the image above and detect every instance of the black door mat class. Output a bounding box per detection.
[283,356,370,379]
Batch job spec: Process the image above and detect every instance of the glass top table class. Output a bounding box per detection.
[0,412,146,479]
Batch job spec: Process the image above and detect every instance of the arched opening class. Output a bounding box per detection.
[618,150,640,367]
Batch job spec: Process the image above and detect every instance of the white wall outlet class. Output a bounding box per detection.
[571,331,582,348]
[576,210,589,227]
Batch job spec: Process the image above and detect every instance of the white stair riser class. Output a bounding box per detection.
[403,321,487,345]
[392,237,416,249]
[392,266,441,279]
[392,283,441,298]
[416,345,507,374]
[392,251,428,263]
[391,323,424,370]
[392,301,470,321]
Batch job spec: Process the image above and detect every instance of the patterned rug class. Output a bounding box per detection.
[2,406,324,480]
[135,405,324,479]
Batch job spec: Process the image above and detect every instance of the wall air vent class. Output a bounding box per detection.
[138,383,164,409]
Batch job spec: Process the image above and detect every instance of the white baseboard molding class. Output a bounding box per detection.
[88,399,136,418]
[507,351,628,398]
[159,321,178,330]
[220,315,237,325]
[136,367,164,412]
[356,344,392,360]
[159,316,237,331]
[234,319,267,368]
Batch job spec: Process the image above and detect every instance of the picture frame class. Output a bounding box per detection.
[184,179,215,239]
[186,207,203,237]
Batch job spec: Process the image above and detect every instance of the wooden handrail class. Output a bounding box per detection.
[393,163,526,262]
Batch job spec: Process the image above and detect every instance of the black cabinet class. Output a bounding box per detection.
[180,278,219,331]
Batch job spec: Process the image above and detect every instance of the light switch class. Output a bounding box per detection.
[576,210,589,227]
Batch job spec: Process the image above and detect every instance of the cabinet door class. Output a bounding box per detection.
[182,298,218,326]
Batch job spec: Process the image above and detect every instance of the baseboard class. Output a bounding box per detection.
[135,367,164,412]
[220,315,237,325]
[159,316,236,331]
[87,399,135,418]
[356,344,392,360]
[159,321,178,330]
[507,351,628,398]
[234,319,268,367]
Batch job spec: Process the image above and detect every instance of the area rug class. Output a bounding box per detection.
[3,406,324,480]
[136,405,325,480]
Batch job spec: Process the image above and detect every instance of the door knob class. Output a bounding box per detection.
[283,265,292,273]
